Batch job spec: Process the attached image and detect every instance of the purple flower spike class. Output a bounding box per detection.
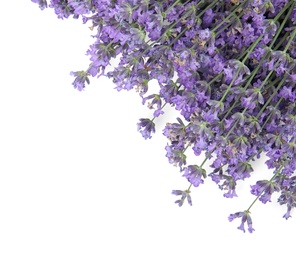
[70,71,90,91]
[31,0,47,10]
[137,118,155,140]
[182,165,206,187]
[251,179,280,204]
[172,190,192,207]
[228,211,255,233]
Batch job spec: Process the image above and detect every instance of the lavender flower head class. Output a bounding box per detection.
[137,118,155,140]
[228,211,255,233]
[70,71,90,91]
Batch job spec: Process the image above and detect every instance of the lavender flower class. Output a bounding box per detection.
[251,179,280,204]
[278,176,296,219]
[182,165,206,187]
[172,189,192,207]
[228,210,255,233]
[33,0,296,232]
[70,71,90,91]
[165,144,186,168]
[31,0,47,10]
[137,118,155,140]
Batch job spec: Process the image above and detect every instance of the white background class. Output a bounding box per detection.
[1,1,295,259]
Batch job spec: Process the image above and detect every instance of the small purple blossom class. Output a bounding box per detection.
[172,190,192,207]
[31,0,47,10]
[182,165,206,187]
[278,176,296,220]
[251,179,280,204]
[142,94,164,117]
[70,71,90,91]
[209,168,238,198]
[165,144,186,168]
[228,211,255,233]
[137,118,155,139]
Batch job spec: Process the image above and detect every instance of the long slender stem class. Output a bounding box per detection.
[211,0,248,32]
[256,74,288,119]
[219,34,265,103]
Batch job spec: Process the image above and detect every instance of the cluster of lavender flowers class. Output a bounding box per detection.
[32,0,296,233]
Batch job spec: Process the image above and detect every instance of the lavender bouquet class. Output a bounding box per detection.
[32,0,296,233]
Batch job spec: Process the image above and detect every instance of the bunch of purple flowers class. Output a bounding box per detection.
[32,0,296,233]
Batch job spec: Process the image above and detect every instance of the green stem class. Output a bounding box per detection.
[223,72,278,139]
[209,72,223,85]
[256,74,288,119]
[269,3,294,49]
[274,31,289,51]
[168,0,219,47]
[211,0,248,32]
[200,155,209,168]
[151,102,167,122]
[219,33,264,104]
[237,1,294,61]
[261,97,283,130]
[284,27,296,53]
[225,108,247,139]
[169,24,191,47]
[141,6,199,55]
[195,0,220,18]
[220,49,272,121]
[183,142,191,153]
[163,0,182,15]
[215,11,244,36]
[272,0,294,23]
[219,4,293,106]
